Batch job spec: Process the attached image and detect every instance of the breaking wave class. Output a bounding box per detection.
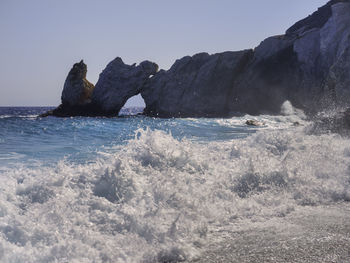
[1,123,349,262]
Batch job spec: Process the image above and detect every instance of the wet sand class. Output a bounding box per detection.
[194,203,350,263]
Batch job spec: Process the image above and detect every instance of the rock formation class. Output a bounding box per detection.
[142,51,253,117]
[92,57,158,115]
[245,120,265,127]
[142,0,350,117]
[40,60,96,117]
[41,59,158,117]
[42,0,350,118]
[61,60,94,106]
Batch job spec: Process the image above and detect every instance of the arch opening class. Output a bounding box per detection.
[119,94,145,116]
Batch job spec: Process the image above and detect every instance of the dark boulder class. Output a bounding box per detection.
[246,120,265,126]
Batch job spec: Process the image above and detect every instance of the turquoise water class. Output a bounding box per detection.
[0,106,349,262]
[0,107,257,169]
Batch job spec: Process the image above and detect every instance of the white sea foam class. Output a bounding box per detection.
[215,100,308,131]
[0,124,349,262]
[0,152,27,160]
[0,115,38,119]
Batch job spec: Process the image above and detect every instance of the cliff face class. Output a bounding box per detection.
[321,2,350,106]
[239,0,350,114]
[142,51,253,117]
[286,0,350,110]
[44,0,350,118]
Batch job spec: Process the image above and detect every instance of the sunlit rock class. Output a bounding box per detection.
[61,60,94,106]
[40,60,96,117]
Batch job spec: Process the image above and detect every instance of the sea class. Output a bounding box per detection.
[0,102,349,262]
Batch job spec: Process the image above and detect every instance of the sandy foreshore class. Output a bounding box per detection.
[193,203,350,263]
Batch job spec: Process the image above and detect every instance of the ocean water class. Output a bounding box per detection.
[0,103,349,262]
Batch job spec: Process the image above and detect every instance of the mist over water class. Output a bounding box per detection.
[0,106,349,262]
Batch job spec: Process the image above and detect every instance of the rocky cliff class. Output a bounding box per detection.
[142,0,350,117]
[43,0,350,118]
[142,51,253,117]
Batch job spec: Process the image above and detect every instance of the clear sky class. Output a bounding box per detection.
[0,0,328,107]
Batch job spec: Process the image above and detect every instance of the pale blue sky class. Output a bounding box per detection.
[0,0,327,106]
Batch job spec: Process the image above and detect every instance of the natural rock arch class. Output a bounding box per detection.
[41,58,158,117]
[92,57,158,116]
